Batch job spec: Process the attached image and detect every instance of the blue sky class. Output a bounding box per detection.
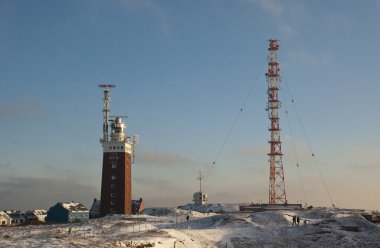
[0,0,379,210]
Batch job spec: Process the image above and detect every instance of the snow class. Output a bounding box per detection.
[178,204,225,213]
[1,206,379,247]
[60,202,88,213]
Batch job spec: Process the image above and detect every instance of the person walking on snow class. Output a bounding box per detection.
[297,216,300,226]
[292,216,296,226]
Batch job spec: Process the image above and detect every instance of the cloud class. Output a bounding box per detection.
[287,50,331,66]
[133,176,192,207]
[245,0,309,38]
[138,149,193,167]
[346,163,379,172]
[279,24,294,38]
[251,0,292,38]
[0,100,47,123]
[134,176,173,189]
[0,177,99,210]
[123,0,170,35]
[240,145,267,157]
[0,161,11,168]
[248,0,284,16]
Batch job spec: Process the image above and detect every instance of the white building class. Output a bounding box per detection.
[193,192,208,205]
[0,212,8,226]
[3,211,26,226]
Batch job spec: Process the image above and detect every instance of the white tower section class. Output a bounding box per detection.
[102,117,132,154]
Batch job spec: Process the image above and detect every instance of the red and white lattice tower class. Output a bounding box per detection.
[266,39,287,204]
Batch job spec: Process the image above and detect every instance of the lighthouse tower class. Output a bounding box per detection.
[98,84,138,216]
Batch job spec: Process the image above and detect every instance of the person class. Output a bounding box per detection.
[186,215,190,222]
[292,216,296,226]
[297,216,300,226]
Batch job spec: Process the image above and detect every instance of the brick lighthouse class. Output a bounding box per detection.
[98,84,138,216]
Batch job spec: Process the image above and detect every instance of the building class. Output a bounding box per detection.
[100,117,134,216]
[46,202,89,223]
[98,85,138,216]
[89,198,100,219]
[132,198,145,214]
[24,210,47,224]
[32,210,47,222]
[91,197,144,218]
[192,171,208,205]
[23,211,38,224]
[193,192,208,205]
[0,212,8,226]
[2,211,26,226]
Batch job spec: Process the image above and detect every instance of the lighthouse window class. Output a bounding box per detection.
[121,146,123,149]
[111,175,117,180]
[113,146,116,149]
[109,146,112,149]
[112,162,117,168]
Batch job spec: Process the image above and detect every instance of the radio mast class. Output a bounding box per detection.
[266,39,287,204]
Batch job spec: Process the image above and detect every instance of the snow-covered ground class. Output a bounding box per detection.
[0,206,379,247]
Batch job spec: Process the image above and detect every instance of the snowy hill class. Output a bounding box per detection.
[0,207,379,247]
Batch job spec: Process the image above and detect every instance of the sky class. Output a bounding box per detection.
[0,0,379,211]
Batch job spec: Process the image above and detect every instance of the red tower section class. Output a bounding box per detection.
[265,40,287,204]
[100,140,132,215]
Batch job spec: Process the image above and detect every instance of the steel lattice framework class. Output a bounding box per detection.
[266,39,287,204]
[98,84,115,143]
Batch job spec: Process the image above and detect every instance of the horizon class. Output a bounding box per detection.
[0,0,379,211]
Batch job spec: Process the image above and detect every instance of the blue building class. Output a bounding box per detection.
[46,201,89,223]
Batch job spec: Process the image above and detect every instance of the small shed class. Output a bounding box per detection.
[132,198,144,214]
[46,201,89,223]
[90,199,100,219]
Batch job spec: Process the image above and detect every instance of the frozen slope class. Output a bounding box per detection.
[0,207,379,247]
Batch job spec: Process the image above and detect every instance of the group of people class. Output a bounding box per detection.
[292,216,301,226]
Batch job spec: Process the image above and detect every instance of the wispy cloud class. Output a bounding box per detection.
[287,50,331,66]
[0,100,47,123]
[138,149,193,167]
[82,0,170,35]
[245,0,308,38]
[0,177,98,210]
[133,176,191,207]
[346,163,379,172]
[249,0,284,16]
[121,0,170,35]
[134,176,173,189]
[240,145,267,157]
[0,161,11,168]
[342,146,380,172]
